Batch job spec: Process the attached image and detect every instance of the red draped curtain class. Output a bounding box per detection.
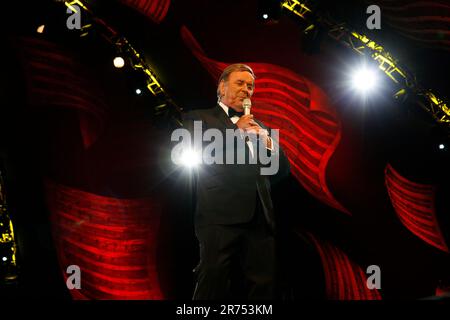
[303,231,382,300]
[45,179,164,299]
[385,163,449,253]
[119,0,170,24]
[369,0,450,51]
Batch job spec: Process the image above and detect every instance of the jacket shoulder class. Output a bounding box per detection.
[183,107,217,121]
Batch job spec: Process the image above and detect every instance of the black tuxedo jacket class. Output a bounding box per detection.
[183,105,290,230]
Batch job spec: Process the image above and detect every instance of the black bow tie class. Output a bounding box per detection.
[228,109,244,118]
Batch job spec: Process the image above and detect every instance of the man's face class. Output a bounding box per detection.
[219,71,254,111]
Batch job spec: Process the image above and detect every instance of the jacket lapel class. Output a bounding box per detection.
[211,104,237,130]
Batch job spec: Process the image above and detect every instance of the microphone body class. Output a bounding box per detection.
[243,98,252,115]
[242,98,252,143]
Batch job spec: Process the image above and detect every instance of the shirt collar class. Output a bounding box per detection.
[218,101,230,116]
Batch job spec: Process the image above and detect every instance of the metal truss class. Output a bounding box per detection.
[0,172,18,284]
[62,0,182,119]
[280,0,450,129]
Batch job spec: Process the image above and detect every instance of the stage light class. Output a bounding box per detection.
[257,0,280,23]
[438,144,445,150]
[37,25,45,34]
[351,66,379,94]
[135,88,142,95]
[176,148,201,168]
[2,257,7,262]
[181,149,200,168]
[113,56,125,68]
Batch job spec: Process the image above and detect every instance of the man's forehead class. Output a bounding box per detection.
[229,71,255,82]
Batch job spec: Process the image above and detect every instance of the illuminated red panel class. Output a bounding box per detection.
[44,179,164,299]
[181,26,349,214]
[16,37,107,148]
[305,231,382,300]
[385,164,449,253]
[373,0,450,51]
[120,0,170,24]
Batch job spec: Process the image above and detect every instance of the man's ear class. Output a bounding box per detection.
[218,80,225,97]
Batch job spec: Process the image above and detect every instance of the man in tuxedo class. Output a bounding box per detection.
[182,64,290,300]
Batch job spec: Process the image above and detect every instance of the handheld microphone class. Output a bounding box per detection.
[243,98,252,115]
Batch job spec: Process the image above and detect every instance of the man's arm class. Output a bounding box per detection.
[250,119,291,183]
[269,143,290,186]
[263,125,291,186]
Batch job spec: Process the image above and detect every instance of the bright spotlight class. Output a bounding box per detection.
[37,25,45,34]
[113,56,125,68]
[135,88,142,95]
[262,13,269,19]
[351,66,379,94]
[438,144,445,150]
[177,149,201,168]
[2,257,7,262]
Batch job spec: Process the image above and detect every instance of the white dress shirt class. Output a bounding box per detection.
[218,102,273,158]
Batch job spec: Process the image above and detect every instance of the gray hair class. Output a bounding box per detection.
[217,63,256,99]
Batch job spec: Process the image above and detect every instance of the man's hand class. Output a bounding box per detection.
[236,115,271,149]
[235,114,256,130]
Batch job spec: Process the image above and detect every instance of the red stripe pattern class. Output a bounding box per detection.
[119,0,170,24]
[370,0,450,51]
[385,164,449,253]
[304,231,382,300]
[16,37,107,148]
[181,26,349,214]
[45,179,164,299]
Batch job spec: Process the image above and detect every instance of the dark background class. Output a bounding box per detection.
[0,0,449,300]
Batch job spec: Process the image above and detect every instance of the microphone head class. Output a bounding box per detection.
[242,98,252,109]
[243,98,251,115]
